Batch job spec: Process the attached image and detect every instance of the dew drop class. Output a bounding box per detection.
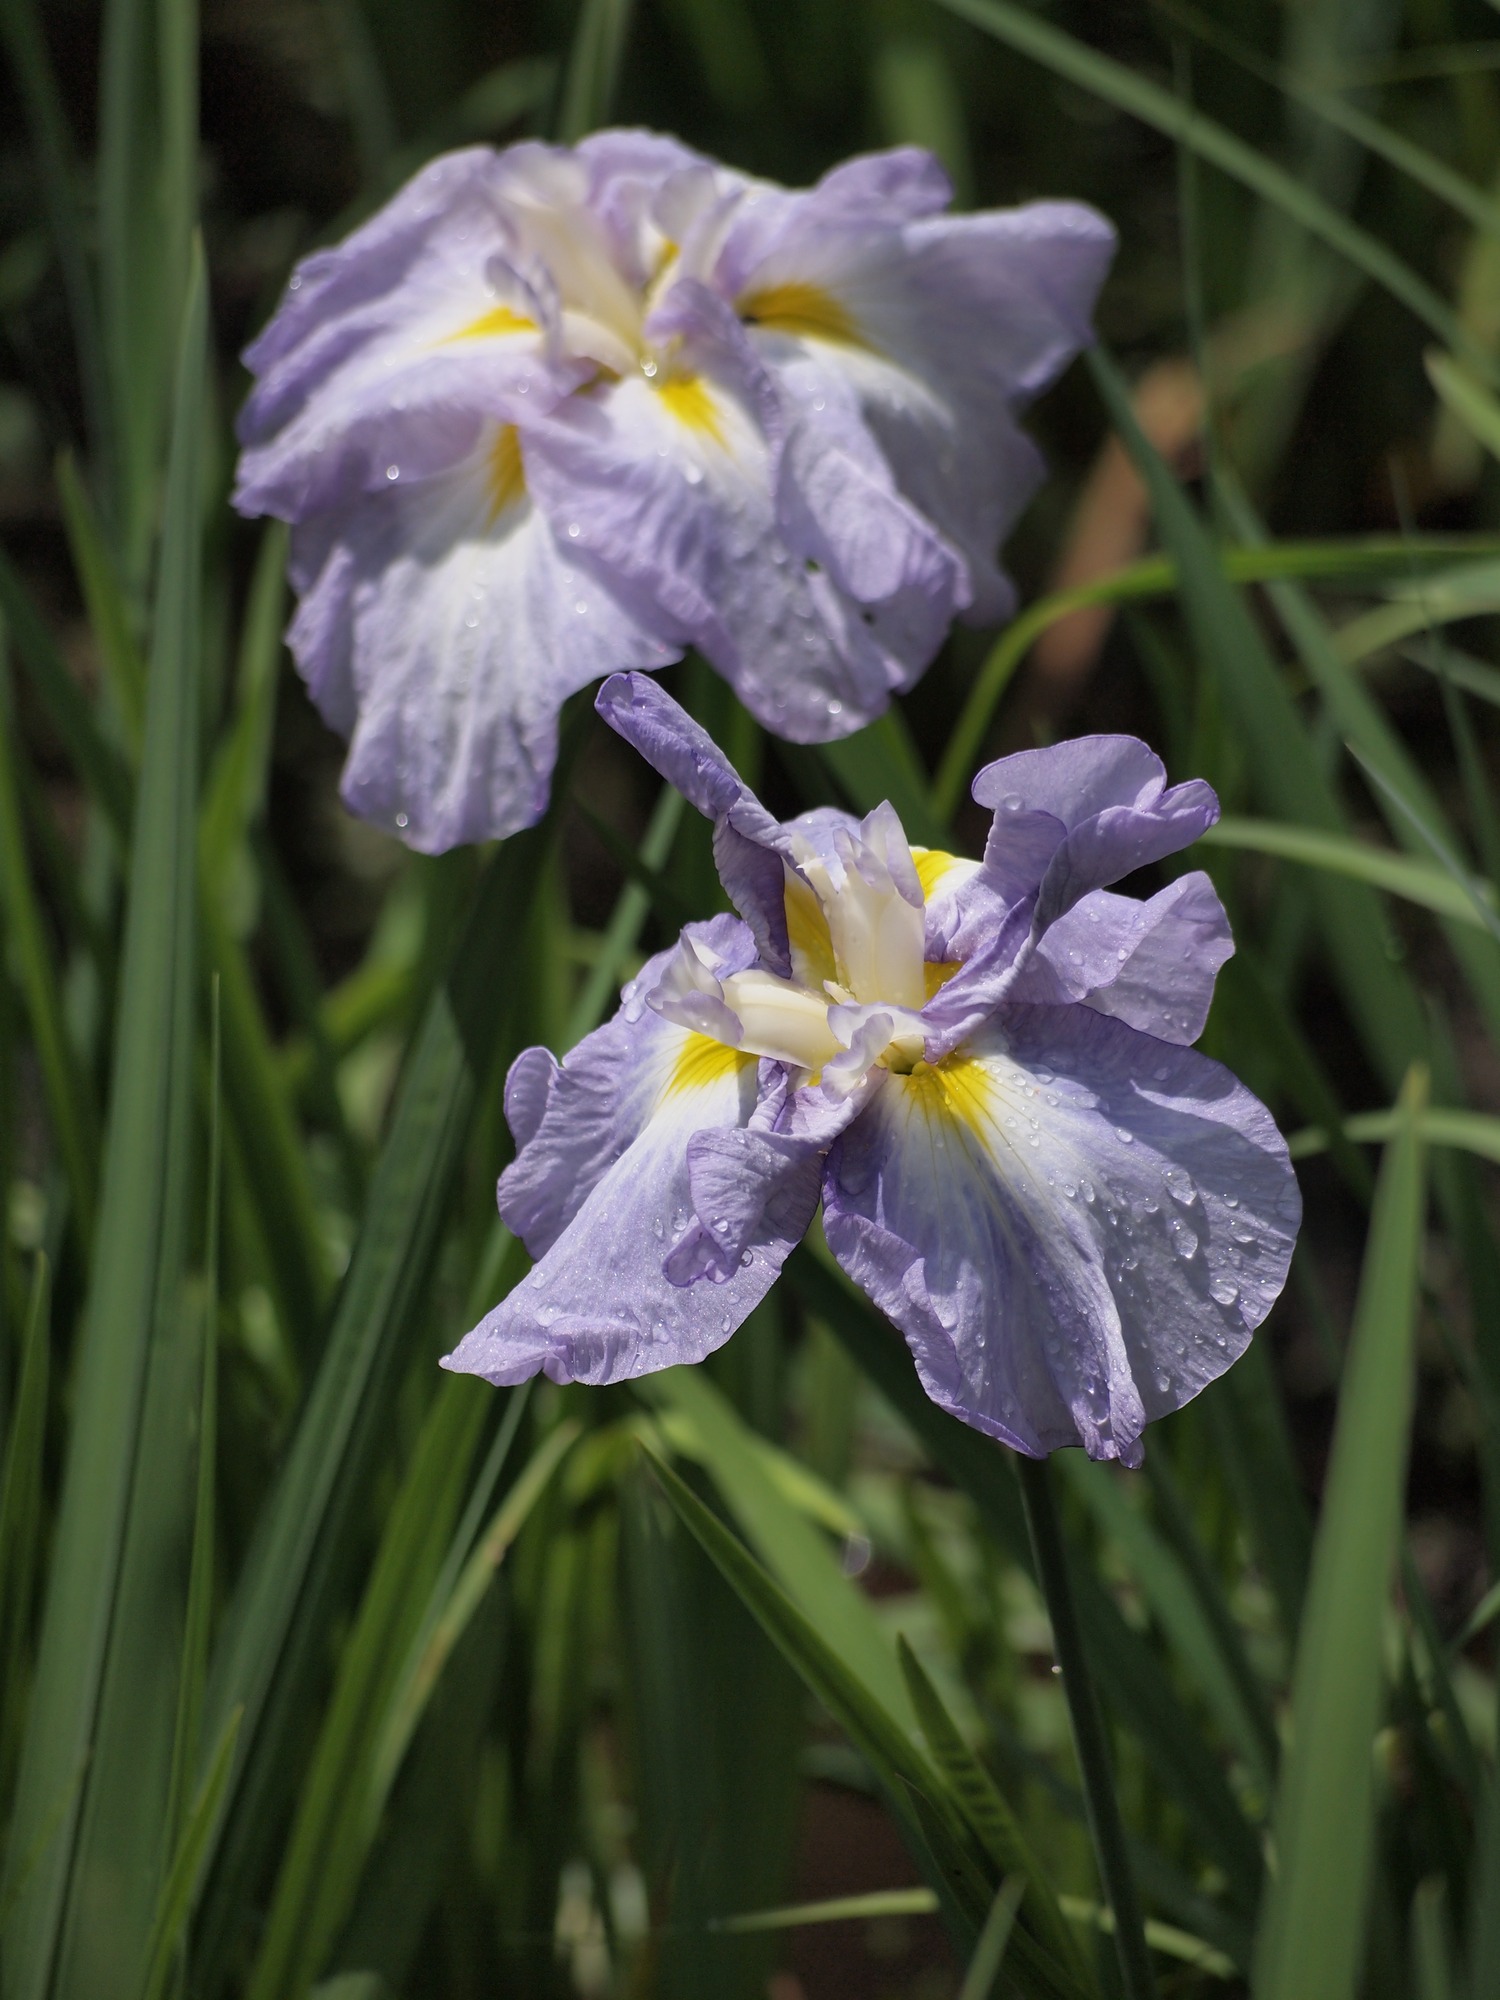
[1062,1181,1077,1198]
[385,464,400,481]
[721,1313,733,1332]
[1210,1277,1240,1306]
[740,1249,753,1267]
[1001,792,1024,812]
[289,273,303,290]
[684,464,704,485]
[651,1216,665,1240]
[537,1305,558,1324]
[641,358,658,377]
[1223,1193,1240,1209]
[394,811,409,829]
[1167,1217,1198,1259]
[812,395,825,411]
[1163,1165,1197,1207]
[1115,1127,1134,1144]
[1080,1179,1096,1204]
[828,698,843,717]
[574,599,588,614]
[1154,1369,1172,1395]
[1231,1224,1256,1245]
[567,521,581,538]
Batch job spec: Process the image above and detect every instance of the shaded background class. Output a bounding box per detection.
[4,3,1500,1998]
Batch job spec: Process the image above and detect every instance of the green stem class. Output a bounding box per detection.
[1015,1453,1158,2000]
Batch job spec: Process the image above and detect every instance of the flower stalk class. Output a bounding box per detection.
[1016,1451,1159,2000]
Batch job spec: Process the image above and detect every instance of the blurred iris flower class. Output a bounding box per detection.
[234,131,1114,852]
[445,675,1301,1466]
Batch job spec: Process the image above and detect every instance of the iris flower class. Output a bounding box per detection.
[444,675,1301,1466]
[234,131,1114,852]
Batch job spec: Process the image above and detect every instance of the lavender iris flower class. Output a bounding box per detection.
[444,675,1301,1467]
[234,131,1114,852]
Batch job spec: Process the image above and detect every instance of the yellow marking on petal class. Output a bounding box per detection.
[485,424,526,522]
[924,960,962,1001]
[657,373,723,443]
[899,1052,994,1138]
[739,280,863,346]
[666,1032,756,1098]
[911,847,962,900]
[443,303,537,342]
[785,874,837,990]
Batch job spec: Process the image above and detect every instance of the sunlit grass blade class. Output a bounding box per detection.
[135,1707,242,2000]
[1087,343,1429,1091]
[0,660,99,1249]
[638,1366,914,1731]
[717,1887,943,1931]
[1334,560,1500,668]
[194,806,563,1987]
[1426,350,1500,464]
[1251,1066,1429,2000]
[1288,1104,1500,1166]
[370,1407,576,1803]
[960,1877,1028,2000]
[931,0,1494,382]
[555,0,634,141]
[1200,818,1497,927]
[933,537,1500,821]
[0,1256,50,1797]
[1,246,206,2000]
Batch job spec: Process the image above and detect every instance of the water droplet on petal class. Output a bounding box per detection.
[641,358,658,377]
[1115,1127,1134,1144]
[1163,1166,1197,1207]
[394,811,409,829]
[574,600,588,614]
[1168,1217,1198,1259]
[567,521,581,538]
[1210,1277,1239,1306]
[1001,793,1024,812]
[651,1216,665,1240]
[1154,1369,1172,1395]
[740,1249,753,1267]
[386,464,400,480]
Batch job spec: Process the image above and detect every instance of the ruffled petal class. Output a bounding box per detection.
[291,433,678,851]
[721,186,1113,622]
[1011,875,1234,1045]
[974,735,1220,925]
[524,285,956,743]
[444,949,796,1388]
[236,148,586,519]
[822,1002,1299,1465]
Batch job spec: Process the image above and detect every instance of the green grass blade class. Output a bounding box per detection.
[0,658,99,1248]
[194,808,561,1986]
[1251,1066,1429,2000]
[1289,1104,1500,1165]
[1,246,206,2000]
[788,1246,1265,1901]
[1334,560,1500,668]
[638,1366,915,1731]
[933,537,1500,821]
[931,0,1494,383]
[1087,343,1430,1092]
[164,980,221,1857]
[0,1257,50,1794]
[199,523,287,892]
[370,1408,573,1805]
[960,1877,1028,2000]
[565,781,683,1047]
[644,1443,1090,1991]
[134,1707,242,2000]
[1200,819,1497,926]
[55,451,146,749]
[0,547,133,835]
[897,1638,1087,1983]
[815,710,945,846]
[245,1377,496,2000]
[717,1887,943,1931]
[0,0,111,473]
[556,0,634,141]
[1427,351,1500,464]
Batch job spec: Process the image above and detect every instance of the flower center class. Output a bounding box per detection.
[651,814,966,1092]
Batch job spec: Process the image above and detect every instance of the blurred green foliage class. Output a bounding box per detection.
[5,1,1500,1996]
